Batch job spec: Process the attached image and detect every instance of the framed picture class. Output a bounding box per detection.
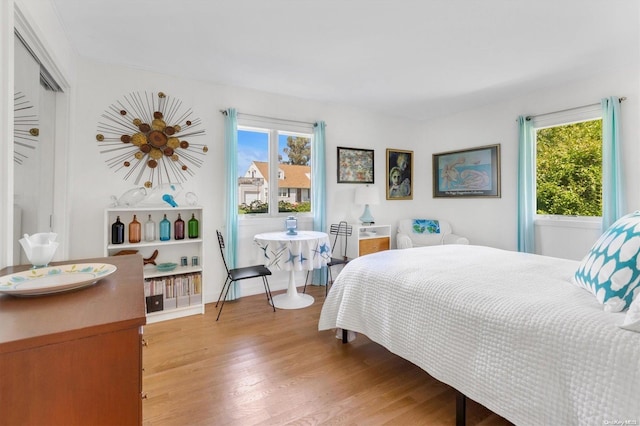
[386,148,413,200]
[337,147,374,184]
[432,144,501,198]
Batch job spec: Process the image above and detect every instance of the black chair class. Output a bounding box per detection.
[215,230,275,321]
[304,221,353,296]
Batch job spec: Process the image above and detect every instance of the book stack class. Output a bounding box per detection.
[144,272,202,313]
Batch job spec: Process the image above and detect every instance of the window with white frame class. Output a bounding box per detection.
[237,124,312,216]
[533,106,602,217]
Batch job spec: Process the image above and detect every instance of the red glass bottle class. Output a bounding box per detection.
[174,214,185,240]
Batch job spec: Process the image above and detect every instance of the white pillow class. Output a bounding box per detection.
[620,296,640,332]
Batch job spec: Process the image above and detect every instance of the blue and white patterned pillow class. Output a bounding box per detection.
[412,219,440,234]
[574,211,640,312]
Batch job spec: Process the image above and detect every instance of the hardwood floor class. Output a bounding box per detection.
[142,285,513,426]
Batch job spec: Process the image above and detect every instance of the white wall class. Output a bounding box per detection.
[418,66,640,259]
[68,58,422,301]
[69,60,639,303]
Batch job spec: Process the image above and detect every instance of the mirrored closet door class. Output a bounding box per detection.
[13,35,57,264]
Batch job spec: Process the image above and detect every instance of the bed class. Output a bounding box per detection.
[318,244,640,425]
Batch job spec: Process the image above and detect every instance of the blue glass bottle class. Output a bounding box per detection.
[159,214,171,241]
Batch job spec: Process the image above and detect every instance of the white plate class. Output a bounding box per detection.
[0,263,117,296]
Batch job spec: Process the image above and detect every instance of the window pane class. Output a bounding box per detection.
[536,119,602,216]
[238,129,269,214]
[277,133,312,213]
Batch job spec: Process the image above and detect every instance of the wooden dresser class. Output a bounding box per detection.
[0,254,146,426]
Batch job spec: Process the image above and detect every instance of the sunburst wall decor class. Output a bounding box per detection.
[14,91,39,165]
[96,91,208,188]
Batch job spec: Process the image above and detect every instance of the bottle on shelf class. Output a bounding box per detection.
[129,215,141,243]
[111,216,125,244]
[144,214,156,242]
[188,213,199,239]
[159,214,171,241]
[174,214,185,240]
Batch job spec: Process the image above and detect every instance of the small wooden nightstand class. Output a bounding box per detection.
[346,224,391,258]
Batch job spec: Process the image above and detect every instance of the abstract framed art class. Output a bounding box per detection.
[386,148,413,200]
[432,144,501,198]
[337,147,374,184]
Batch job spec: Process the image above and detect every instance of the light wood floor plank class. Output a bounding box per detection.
[142,285,513,426]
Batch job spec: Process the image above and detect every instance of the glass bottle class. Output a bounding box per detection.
[188,213,199,239]
[144,214,156,242]
[174,213,185,240]
[111,216,124,244]
[159,214,171,241]
[128,215,141,243]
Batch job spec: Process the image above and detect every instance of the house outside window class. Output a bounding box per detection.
[533,108,603,218]
[237,126,312,215]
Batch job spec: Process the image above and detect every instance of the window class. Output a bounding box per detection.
[237,126,312,215]
[535,117,602,217]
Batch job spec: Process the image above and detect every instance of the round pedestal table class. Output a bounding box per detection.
[254,231,331,309]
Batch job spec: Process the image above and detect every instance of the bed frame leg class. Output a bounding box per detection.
[455,390,466,426]
[342,329,348,343]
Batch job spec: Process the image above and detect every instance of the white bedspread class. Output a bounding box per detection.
[318,245,640,425]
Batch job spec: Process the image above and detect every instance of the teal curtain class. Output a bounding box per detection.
[517,116,536,253]
[311,121,327,285]
[224,108,239,299]
[601,97,623,230]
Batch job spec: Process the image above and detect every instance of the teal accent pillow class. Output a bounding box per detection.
[574,211,640,312]
[412,219,440,234]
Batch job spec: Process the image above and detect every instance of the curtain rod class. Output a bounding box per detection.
[219,109,319,127]
[526,97,626,121]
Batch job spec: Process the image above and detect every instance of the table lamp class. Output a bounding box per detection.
[355,185,379,225]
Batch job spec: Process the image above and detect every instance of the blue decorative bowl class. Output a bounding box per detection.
[156,262,178,272]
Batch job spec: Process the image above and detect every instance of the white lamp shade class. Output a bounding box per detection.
[355,185,380,205]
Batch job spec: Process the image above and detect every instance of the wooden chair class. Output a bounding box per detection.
[303,221,353,296]
[215,230,275,321]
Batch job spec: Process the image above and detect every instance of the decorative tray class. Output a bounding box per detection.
[0,263,117,297]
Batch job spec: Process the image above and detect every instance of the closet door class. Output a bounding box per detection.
[13,37,55,264]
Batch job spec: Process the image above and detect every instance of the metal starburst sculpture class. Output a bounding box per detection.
[96,91,207,188]
[14,91,39,165]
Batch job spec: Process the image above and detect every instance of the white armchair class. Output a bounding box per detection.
[396,218,469,249]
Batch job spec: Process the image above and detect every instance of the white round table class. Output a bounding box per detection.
[254,231,331,309]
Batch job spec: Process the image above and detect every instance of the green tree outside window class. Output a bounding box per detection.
[536,119,602,216]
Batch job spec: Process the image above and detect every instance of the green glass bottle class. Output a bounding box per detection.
[188,213,199,239]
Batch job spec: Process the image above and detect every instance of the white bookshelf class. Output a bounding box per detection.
[104,206,204,323]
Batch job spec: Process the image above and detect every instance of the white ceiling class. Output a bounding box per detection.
[50,0,639,121]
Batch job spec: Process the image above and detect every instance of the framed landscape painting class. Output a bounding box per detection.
[432,144,501,198]
[337,147,374,184]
